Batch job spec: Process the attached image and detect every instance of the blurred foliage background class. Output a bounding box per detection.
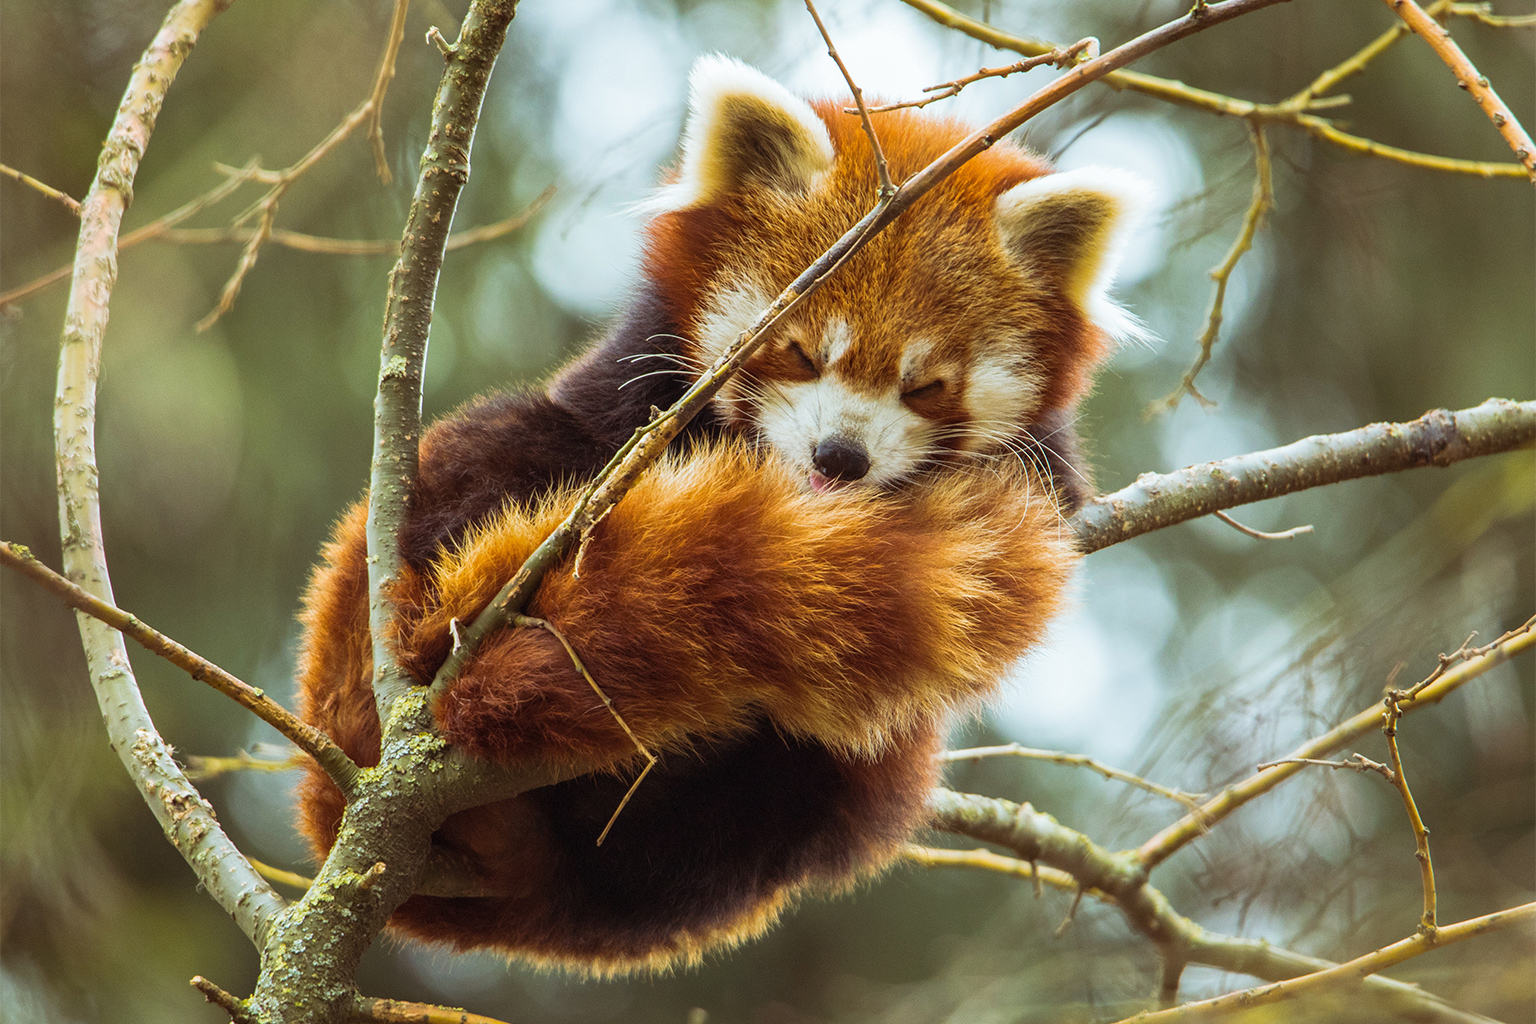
[1,0,1532,1021]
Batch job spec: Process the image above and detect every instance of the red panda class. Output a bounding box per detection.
[295,56,1147,976]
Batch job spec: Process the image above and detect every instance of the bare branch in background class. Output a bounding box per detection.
[1382,0,1536,182]
[194,0,419,332]
[367,0,412,184]
[1137,616,1536,867]
[1,162,81,214]
[940,743,1206,807]
[1154,123,1272,412]
[0,541,358,792]
[898,0,1527,177]
[51,0,287,948]
[927,788,1492,1022]
[1113,902,1536,1023]
[0,179,550,309]
[1072,399,1536,554]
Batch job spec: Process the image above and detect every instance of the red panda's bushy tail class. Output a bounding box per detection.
[403,442,1075,766]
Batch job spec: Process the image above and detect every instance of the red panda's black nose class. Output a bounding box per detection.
[812,436,871,482]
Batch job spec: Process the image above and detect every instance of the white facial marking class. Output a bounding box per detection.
[696,280,771,366]
[963,345,1042,452]
[899,337,936,384]
[822,319,853,367]
[756,375,933,489]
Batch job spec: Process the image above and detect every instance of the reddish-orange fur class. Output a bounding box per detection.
[295,65,1129,975]
[297,446,1072,973]
[646,104,1104,419]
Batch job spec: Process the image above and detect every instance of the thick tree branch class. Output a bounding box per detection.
[52,0,285,948]
[928,789,1498,1023]
[430,0,1297,692]
[0,540,358,791]
[367,3,514,722]
[1072,399,1536,553]
[238,6,589,1022]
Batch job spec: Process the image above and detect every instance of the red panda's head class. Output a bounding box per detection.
[642,56,1150,492]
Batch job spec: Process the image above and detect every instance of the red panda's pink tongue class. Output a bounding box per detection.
[808,469,842,494]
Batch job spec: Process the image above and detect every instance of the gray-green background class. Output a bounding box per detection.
[2,0,1532,1021]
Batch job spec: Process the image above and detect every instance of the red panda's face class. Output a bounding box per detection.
[642,56,1149,493]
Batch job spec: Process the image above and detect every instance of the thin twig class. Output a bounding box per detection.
[1382,693,1437,933]
[1255,753,1396,780]
[1154,121,1272,413]
[185,749,304,781]
[864,39,1096,113]
[514,614,657,845]
[804,0,895,196]
[1381,0,1536,182]
[1072,399,1536,554]
[0,541,358,793]
[0,162,81,214]
[940,743,1206,808]
[1113,902,1536,1023]
[366,0,411,184]
[902,843,1083,891]
[159,184,552,254]
[1136,617,1536,868]
[6,183,551,308]
[0,160,260,308]
[192,976,256,1024]
[1403,619,1528,698]
[247,857,314,891]
[898,0,1526,178]
[1447,2,1536,27]
[1212,508,1315,540]
[353,996,515,1024]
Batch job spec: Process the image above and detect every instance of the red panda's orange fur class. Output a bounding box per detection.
[296,60,1134,975]
[646,102,1103,418]
[298,447,1072,972]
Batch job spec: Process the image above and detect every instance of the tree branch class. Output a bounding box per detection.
[0,540,358,792]
[940,743,1205,808]
[897,0,1528,178]
[366,2,514,723]
[1136,616,1535,868]
[0,160,259,308]
[1,161,81,214]
[1115,902,1536,1023]
[1381,0,1536,182]
[52,0,286,949]
[1072,399,1536,553]
[927,788,1492,1023]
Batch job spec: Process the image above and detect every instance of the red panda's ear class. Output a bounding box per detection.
[995,167,1153,344]
[649,55,834,212]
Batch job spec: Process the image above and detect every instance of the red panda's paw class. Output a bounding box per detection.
[432,624,663,769]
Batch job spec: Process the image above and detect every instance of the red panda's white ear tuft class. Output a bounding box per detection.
[995,167,1154,345]
[645,55,834,213]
